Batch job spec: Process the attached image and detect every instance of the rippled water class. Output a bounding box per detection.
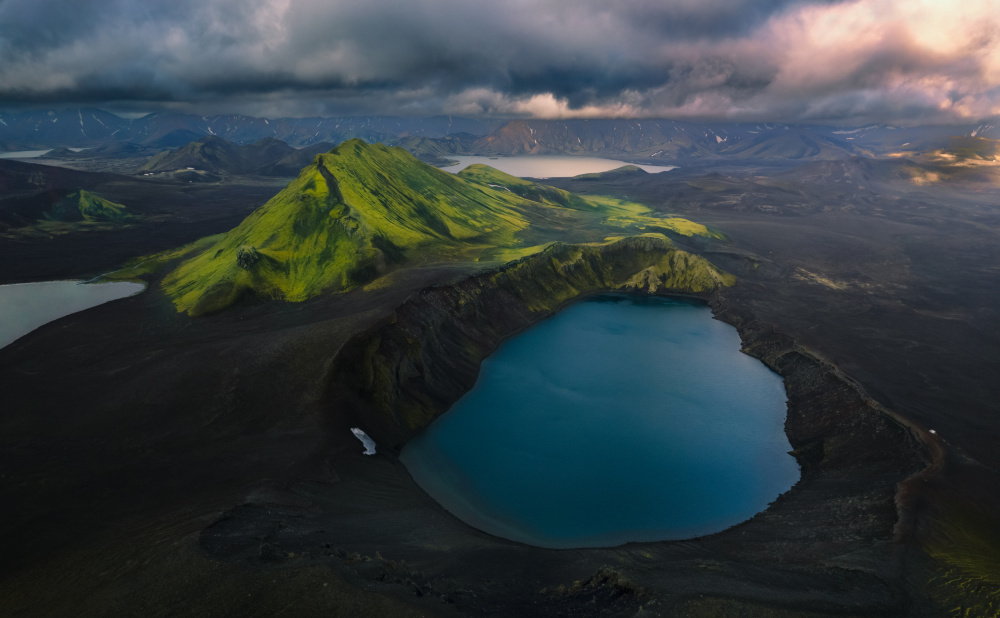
[400,294,799,548]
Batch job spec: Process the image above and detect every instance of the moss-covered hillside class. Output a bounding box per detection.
[164,140,537,314]
[162,139,726,315]
[45,190,130,223]
[457,164,595,210]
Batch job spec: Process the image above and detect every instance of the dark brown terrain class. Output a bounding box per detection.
[0,159,286,282]
[1,152,998,616]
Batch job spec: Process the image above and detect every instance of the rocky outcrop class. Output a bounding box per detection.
[706,292,927,561]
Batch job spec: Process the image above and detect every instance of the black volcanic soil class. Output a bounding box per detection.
[2,161,998,616]
[0,160,287,284]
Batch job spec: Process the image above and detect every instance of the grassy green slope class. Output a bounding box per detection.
[458,164,721,239]
[162,140,727,315]
[489,236,735,313]
[45,190,130,222]
[163,140,534,315]
[572,165,647,180]
[458,164,595,210]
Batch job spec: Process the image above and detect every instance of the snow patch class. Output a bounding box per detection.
[351,428,376,455]
[832,125,878,135]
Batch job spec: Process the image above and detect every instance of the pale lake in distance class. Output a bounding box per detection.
[0,280,145,349]
[441,155,676,178]
[0,150,57,159]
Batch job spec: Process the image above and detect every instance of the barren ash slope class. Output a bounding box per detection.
[0,138,947,617]
[158,143,925,613]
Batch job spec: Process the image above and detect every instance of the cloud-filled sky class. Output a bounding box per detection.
[0,0,997,124]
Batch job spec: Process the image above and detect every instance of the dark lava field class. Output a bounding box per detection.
[1,149,998,617]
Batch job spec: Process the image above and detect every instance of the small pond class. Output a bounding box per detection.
[400,294,799,548]
[0,280,145,349]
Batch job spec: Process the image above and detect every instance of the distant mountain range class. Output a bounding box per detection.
[140,136,337,177]
[1,107,997,163]
[425,119,1000,161]
[0,108,504,149]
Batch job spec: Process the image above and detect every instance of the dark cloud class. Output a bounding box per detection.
[0,0,996,123]
[603,0,845,38]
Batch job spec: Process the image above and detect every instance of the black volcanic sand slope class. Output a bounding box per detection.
[0,158,286,283]
[3,148,998,616]
[199,238,925,617]
[546,161,1000,616]
[0,263,469,617]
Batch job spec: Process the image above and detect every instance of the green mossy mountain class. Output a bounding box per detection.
[457,164,594,210]
[142,136,300,175]
[45,190,130,223]
[573,165,648,180]
[162,139,728,316]
[164,140,537,315]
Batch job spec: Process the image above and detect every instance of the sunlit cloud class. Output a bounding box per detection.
[0,0,996,123]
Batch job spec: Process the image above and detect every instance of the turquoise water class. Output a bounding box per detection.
[0,280,144,349]
[400,295,799,548]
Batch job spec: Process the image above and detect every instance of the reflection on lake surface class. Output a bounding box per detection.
[441,155,676,178]
[401,294,799,549]
[0,280,145,349]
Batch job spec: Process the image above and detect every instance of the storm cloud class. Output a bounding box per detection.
[0,0,997,123]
